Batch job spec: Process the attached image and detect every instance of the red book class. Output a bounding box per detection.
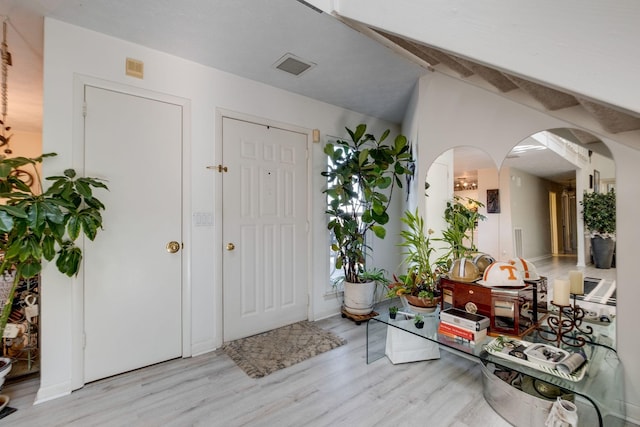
[439,322,474,340]
[439,321,487,342]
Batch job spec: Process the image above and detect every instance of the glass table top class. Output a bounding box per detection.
[366,299,625,426]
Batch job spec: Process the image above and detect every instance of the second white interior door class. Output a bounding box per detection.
[222,117,308,341]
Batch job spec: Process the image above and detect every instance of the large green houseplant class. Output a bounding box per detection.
[0,153,108,341]
[581,189,615,269]
[322,124,412,314]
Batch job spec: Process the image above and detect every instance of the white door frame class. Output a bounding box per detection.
[214,109,313,346]
[71,75,192,390]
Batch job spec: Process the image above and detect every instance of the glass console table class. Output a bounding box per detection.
[366,302,625,427]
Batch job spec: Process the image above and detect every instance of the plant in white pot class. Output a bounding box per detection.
[322,124,413,315]
[580,189,615,269]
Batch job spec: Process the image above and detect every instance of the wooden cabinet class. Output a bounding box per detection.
[440,277,547,336]
[441,277,493,317]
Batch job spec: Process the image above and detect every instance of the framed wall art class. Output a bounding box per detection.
[487,189,500,213]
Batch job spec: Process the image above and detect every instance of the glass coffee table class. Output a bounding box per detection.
[366,302,625,427]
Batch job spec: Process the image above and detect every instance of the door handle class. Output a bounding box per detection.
[226,243,235,251]
[166,241,181,253]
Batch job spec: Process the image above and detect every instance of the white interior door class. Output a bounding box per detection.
[83,86,183,382]
[222,117,308,341]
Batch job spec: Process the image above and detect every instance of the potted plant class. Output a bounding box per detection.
[322,124,413,315]
[388,305,399,319]
[0,154,108,353]
[387,209,441,311]
[437,196,485,271]
[580,189,615,269]
[414,314,424,329]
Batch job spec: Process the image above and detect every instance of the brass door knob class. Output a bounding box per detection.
[166,241,180,253]
[226,243,235,251]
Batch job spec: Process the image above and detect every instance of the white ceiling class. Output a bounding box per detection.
[0,0,426,134]
[0,0,601,183]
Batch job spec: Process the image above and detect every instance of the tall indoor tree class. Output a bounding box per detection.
[322,124,412,314]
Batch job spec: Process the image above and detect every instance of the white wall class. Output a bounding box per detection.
[424,150,453,262]
[590,151,616,191]
[607,139,640,422]
[38,19,403,402]
[409,71,640,422]
[508,168,554,260]
[477,167,500,259]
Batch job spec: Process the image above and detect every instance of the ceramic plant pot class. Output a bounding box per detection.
[404,295,441,313]
[591,236,615,269]
[405,295,441,308]
[343,280,376,315]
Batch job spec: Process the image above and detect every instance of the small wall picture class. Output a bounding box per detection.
[487,189,500,213]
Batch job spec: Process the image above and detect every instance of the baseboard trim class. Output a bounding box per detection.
[35,382,72,405]
[191,339,217,357]
[625,401,640,426]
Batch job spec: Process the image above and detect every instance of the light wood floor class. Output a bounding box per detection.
[0,255,628,427]
[3,314,512,427]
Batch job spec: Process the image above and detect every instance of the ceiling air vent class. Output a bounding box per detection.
[273,53,316,77]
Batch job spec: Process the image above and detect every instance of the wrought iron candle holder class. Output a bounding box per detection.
[537,294,593,348]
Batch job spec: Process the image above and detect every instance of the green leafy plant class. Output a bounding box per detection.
[358,268,389,284]
[580,190,616,237]
[417,290,432,299]
[389,306,398,314]
[387,209,442,301]
[413,314,423,324]
[322,124,413,283]
[437,195,485,268]
[0,153,108,338]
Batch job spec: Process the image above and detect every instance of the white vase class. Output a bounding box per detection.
[343,280,376,315]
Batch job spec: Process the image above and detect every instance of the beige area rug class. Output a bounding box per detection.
[222,321,346,378]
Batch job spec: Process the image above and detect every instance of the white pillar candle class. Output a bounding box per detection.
[569,270,584,295]
[553,279,571,306]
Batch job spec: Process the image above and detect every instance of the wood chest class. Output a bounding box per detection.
[439,277,547,336]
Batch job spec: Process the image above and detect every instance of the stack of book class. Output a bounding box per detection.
[438,308,490,345]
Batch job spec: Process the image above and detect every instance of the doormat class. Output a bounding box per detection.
[222,321,346,379]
